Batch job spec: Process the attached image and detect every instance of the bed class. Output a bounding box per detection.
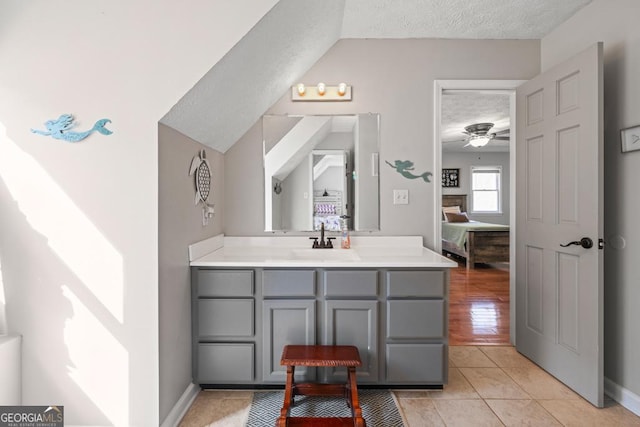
[442,194,510,269]
[313,190,343,231]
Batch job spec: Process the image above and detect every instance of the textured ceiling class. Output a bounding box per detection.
[342,0,592,39]
[161,0,345,153]
[161,0,592,152]
[441,91,510,152]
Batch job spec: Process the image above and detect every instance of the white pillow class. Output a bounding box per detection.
[442,205,461,221]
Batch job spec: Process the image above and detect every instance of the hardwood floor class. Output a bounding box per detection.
[448,258,510,345]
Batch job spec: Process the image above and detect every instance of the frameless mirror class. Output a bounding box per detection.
[263,113,380,232]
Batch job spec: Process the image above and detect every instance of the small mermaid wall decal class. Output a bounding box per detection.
[386,160,433,183]
[31,114,112,142]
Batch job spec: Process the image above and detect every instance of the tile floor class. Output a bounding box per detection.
[179,346,640,426]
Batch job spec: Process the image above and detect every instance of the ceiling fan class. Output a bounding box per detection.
[460,122,510,147]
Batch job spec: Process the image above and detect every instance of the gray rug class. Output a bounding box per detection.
[246,389,404,426]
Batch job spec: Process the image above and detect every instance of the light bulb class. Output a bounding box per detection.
[317,82,326,96]
[469,136,491,147]
[297,83,306,96]
[338,83,347,96]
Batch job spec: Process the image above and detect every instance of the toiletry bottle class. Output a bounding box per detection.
[341,216,351,249]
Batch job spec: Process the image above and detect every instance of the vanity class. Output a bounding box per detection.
[190,236,456,388]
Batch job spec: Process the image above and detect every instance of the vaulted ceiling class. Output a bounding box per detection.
[160,0,592,153]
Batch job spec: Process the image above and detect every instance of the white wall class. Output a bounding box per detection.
[0,1,276,425]
[541,0,640,406]
[442,152,510,225]
[225,38,540,248]
[158,124,223,423]
[283,159,312,230]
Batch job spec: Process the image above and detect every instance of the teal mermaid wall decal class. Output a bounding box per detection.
[31,114,112,142]
[385,160,432,183]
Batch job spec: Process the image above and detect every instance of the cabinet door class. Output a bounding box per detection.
[323,300,378,383]
[262,300,316,382]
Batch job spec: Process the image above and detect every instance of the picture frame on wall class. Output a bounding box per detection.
[621,125,640,153]
[442,168,459,188]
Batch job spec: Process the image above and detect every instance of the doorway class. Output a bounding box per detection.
[434,80,524,345]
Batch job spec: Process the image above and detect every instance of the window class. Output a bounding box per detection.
[471,166,502,213]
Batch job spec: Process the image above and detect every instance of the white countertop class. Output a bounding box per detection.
[189,235,457,268]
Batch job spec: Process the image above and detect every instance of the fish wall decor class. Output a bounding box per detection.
[31,114,112,142]
[386,160,432,183]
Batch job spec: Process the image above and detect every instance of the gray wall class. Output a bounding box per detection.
[225,38,540,248]
[442,152,510,225]
[541,0,640,403]
[158,123,224,421]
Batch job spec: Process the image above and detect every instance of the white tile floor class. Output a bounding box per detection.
[179,346,640,426]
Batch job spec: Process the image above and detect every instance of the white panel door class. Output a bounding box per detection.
[516,43,604,407]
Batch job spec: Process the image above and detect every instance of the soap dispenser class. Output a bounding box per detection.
[340,216,351,249]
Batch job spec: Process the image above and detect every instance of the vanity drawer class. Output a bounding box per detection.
[197,270,254,297]
[387,300,444,339]
[262,270,315,297]
[198,343,254,383]
[386,271,444,298]
[386,343,444,383]
[323,270,378,298]
[198,299,254,337]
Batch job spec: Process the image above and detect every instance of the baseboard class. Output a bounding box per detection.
[605,376,640,417]
[160,383,200,427]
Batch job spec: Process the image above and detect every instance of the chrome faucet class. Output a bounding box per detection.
[309,223,335,248]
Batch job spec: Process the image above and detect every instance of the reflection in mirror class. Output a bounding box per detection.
[263,114,380,232]
[312,150,348,231]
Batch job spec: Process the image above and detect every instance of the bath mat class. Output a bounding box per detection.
[246,389,404,426]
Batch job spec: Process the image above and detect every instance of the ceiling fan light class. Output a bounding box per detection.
[469,136,491,147]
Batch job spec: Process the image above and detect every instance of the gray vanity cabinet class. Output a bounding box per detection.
[192,266,449,387]
[261,270,316,383]
[192,269,256,384]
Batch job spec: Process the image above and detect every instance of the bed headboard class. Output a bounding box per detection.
[443,194,467,213]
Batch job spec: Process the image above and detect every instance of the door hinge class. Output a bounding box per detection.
[598,238,605,249]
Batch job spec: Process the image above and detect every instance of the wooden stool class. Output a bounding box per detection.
[277,345,366,427]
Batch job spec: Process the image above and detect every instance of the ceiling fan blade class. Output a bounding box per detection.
[493,129,510,135]
[493,136,510,141]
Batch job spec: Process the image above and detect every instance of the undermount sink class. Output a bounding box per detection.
[291,248,360,261]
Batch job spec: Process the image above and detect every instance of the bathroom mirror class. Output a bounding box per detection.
[263,113,380,232]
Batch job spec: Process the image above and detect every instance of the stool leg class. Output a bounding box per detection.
[347,367,365,427]
[277,365,295,427]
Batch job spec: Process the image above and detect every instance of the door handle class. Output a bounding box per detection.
[560,237,593,249]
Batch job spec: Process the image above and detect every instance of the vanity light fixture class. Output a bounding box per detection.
[291,82,352,101]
